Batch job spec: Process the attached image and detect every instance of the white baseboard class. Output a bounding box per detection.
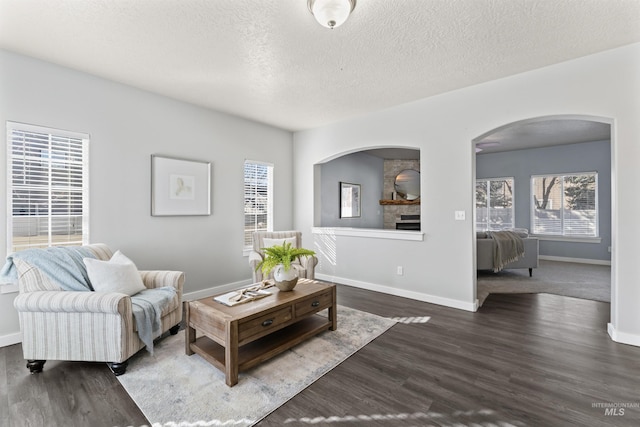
[316,273,477,312]
[0,331,22,347]
[182,278,253,301]
[608,323,640,347]
[539,255,611,266]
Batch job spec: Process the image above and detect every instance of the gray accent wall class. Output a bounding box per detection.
[319,152,384,228]
[476,140,611,261]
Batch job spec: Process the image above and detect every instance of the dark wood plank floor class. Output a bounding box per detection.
[2,285,639,427]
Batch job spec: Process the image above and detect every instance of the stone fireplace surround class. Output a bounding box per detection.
[382,159,420,230]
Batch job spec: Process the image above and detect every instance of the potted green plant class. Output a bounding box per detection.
[256,242,316,291]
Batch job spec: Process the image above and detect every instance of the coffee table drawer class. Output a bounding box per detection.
[239,306,293,341]
[295,291,333,317]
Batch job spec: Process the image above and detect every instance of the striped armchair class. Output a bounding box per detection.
[248,231,318,283]
[12,243,184,375]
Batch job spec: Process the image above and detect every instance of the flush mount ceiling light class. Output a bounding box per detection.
[308,0,356,29]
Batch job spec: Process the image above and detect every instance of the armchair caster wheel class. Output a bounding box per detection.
[27,360,46,374]
[108,361,128,376]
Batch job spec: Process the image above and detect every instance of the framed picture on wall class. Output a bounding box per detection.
[340,182,361,218]
[151,154,212,216]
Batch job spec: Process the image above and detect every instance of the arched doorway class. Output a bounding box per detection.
[471,115,615,320]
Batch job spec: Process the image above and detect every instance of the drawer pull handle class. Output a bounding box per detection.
[262,319,274,327]
[311,301,320,307]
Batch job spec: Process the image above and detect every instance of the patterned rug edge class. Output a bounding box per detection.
[117,305,397,427]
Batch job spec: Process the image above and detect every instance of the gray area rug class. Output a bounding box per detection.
[477,259,610,307]
[117,305,396,427]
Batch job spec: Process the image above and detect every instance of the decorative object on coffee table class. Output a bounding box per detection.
[256,242,315,291]
[248,231,318,283]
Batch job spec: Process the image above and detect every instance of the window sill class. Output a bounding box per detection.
[312,227,424,241]
[531,235,602,244]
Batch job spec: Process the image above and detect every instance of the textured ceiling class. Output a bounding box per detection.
[1,0,639,131]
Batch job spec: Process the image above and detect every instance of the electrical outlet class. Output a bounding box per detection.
[397,266,404,275]
[455,210,466,220]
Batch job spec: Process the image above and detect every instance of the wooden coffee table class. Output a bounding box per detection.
[184,279,337,386]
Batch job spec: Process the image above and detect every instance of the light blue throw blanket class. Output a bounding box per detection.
[0,246,95,291]
[131,287,176,355]
[1,246,176,355]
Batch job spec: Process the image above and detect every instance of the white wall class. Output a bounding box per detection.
[293,43,640,346]
[0,50,293,344]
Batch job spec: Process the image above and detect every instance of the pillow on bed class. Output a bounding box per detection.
[83,250,146,295]
[510,228,529,238]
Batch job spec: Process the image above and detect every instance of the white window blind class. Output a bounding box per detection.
[476,177,514,231]
[7,122,89,253]
[531,173,598,237]
[243,160,273,247]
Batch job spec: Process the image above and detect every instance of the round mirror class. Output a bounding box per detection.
[394,169,420,200]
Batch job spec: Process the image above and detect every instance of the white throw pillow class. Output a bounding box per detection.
[83,250,146,295]
[510,228,529,238]
[262,236,297,249]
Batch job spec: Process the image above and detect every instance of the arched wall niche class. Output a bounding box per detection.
[313,146,421,229]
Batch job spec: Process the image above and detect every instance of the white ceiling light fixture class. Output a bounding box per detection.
[308,0,356,29]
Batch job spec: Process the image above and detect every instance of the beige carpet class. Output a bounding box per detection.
[117,305,396,427]
[477,259,610,307]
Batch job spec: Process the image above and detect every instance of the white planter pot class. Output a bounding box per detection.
[273,264,297,282]
[273,264,298,291]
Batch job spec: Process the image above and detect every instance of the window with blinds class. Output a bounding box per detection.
[243,160,273,247]
[7,122,89,253]
[531,173,598,237]
[476,177,514,231]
